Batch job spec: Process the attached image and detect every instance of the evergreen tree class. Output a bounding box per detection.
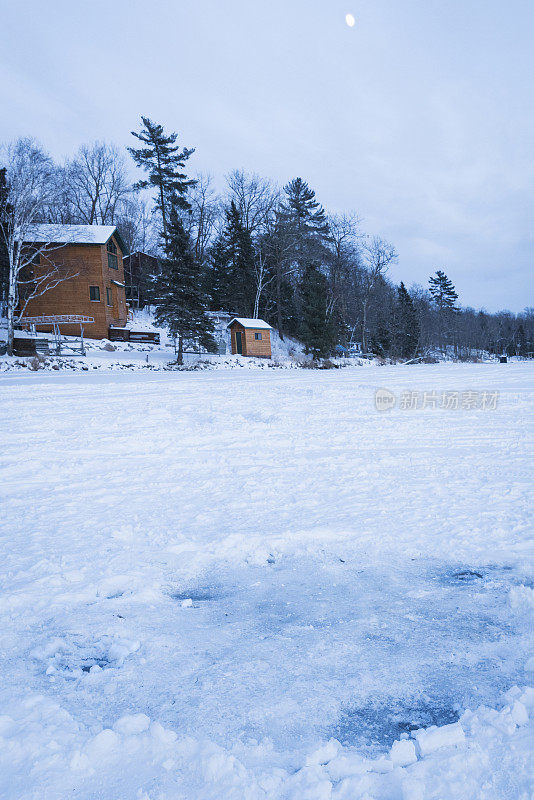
[273,178,331,339]
[205,235,234,312]
[225,202,256,317]
[276,276,299,336]
[299,261,334,359]
[394,282,420,358]
[428,270,459,312]
[278,177,329,239]
[205,202,256,317]
[154,205,216,364]
[277,177,330,268]
[370,323,392,357]
[128,117,195,243]
[428,270,459,353]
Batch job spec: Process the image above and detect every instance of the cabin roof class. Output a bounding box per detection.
[227,317,272,330]
[23,224,127,254]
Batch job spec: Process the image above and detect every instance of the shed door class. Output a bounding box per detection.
[235,330,243,355]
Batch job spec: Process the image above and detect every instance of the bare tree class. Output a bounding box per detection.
[1,139,82,355]
[253,239,275,319]
[327,212,364,325]
[184,174,221,264]
[63,142,130,224]
[360,236,398,352]
[226,169,278,236]
[116,195,157,255]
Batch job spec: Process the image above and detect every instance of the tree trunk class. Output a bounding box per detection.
[361,299,368,353]
[159,183,167,244]
[253,285,261,319]
[156,148,168,245]
[177,335,183,365]
[276,262,284,340]
[6,260,16,356]
[7,296,14,356]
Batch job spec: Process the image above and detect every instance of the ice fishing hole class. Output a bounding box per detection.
[331,699,459,751]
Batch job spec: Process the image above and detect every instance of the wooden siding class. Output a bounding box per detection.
[229,323,271,358]
[22,236,128,339]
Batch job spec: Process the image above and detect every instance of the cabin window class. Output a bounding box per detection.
[89,286,100,301]
[106,287,113,306]
[107,239,118,270]
[254,332,262,340]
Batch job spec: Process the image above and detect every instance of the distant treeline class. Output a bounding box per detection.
[1,121,532,360]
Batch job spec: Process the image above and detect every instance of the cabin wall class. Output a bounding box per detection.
[99,237,128,333]
[243,328,271,358]
[21,237,127,339]
[229,324,271,358]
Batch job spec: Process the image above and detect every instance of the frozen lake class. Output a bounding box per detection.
[0,363,532,798]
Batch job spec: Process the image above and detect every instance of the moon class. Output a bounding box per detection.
[345,13,356,27]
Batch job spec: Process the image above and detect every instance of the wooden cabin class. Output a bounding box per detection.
[21,224,128,339]
[227,318,272,358]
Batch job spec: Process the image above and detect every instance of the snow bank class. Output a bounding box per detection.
[509,584,534,611]
[0,351,372,373]
[413,721,465,756]
[0,688,532,799]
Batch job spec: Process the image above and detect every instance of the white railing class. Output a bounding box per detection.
[20,315,95,324]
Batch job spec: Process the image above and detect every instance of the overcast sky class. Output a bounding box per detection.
[1,0,532,312]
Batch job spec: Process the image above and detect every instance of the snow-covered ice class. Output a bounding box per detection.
[0,362,532,798]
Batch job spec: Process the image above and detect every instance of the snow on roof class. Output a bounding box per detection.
[23,224,124,249]
[227,318,272,330]
[123,251,159,260]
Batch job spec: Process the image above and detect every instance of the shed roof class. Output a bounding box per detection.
[23,224,127,254]
[227,317,272,330]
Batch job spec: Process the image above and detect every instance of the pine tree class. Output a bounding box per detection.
[278,177,329,239]
[205,202,256,317]
[428,270,459,353]
[274,178,331,340]
[428,270,459,312]
[128,117,195,244]
[205,235,234,312]
[394,282,420,359]
[370,323,392,357]
[154,205,216,364]
[278,178,330,275]
[299,261,334,359]
[225,202,256,317]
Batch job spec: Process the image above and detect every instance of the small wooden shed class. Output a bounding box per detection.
[227,318,272,358]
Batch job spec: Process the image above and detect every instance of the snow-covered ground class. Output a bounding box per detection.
[0,311,307,371]
[0,363,532,799]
